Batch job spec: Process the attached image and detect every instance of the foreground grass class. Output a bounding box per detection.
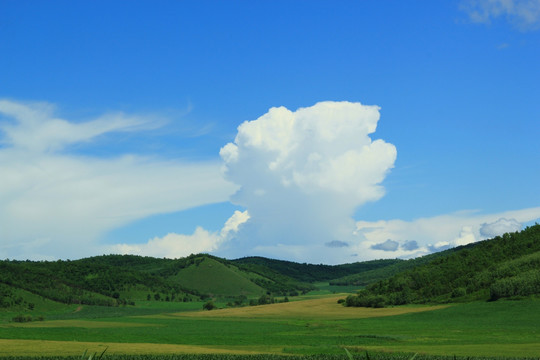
[2,355,535,360]
[0,339,271,357]
[1,297,540,358]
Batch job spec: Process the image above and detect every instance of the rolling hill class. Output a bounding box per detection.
[0,253,318,310]
[171,256,266,296]
[2,224,539,313]
[0,252,402,312]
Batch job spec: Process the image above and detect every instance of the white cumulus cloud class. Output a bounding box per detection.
[110,210,250,258]
[480,217,522,237]
[218,101,397,263]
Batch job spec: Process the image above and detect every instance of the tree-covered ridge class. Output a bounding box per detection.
[330,247,466,287]
[231,256,401,283]
[0,254,326,309]
[0,256,197,307]
[345,224,540,307]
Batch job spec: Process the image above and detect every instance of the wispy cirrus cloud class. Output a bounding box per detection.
[0,100,160,153]
[460,0,540,31]
[0,99,236,260]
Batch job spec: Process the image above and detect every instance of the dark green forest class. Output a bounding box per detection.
[344,224,540,308]
[0,255,198,308]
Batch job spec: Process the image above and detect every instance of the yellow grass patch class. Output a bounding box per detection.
[172,296,449,320]
[0,339,275,356]
[0,319,154,328]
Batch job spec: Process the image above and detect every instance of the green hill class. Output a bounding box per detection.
[172,256,265,296]
[345,224,540,307]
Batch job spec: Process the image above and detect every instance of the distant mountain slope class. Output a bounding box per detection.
[232,256,401,283]
[345,224,540,307]
[330,247,465,286]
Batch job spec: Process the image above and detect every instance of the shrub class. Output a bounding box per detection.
[202,300,215,310]
[451,287,467,298]
[344,293,387,308]
[12,314,32,323]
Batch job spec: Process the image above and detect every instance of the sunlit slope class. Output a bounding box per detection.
[173,257,266,296]
[174,295,448,319]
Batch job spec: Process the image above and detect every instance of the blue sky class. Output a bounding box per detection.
[1,0,539,263]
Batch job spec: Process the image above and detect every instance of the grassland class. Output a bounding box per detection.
[1,294,540,358]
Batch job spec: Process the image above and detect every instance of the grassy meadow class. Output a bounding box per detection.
[1,294,540,359]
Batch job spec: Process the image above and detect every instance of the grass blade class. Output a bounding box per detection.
[96,347,108,360]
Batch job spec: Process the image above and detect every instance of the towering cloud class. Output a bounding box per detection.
[219,101,397,262]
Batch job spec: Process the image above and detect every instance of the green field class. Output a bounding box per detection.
[1,295,540,359]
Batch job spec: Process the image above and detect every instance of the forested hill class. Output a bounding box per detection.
[330,245,467,287]
[0,254,313,310]
[345,224,540,307]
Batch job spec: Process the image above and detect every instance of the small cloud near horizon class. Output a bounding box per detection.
[371,239,400,252]
[401,240,420,251]
[325,240,349,248]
